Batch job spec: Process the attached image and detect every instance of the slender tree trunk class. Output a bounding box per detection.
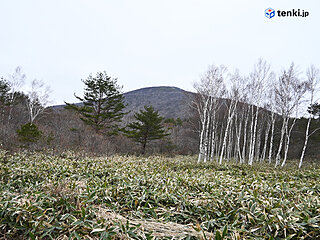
[261,120,271,162]
[197,106,208,163]
[248,106,255,165]
[281,118,296,167]
[255,125,262,161]
[219,120,230,164]
[203,111,211,162]
[219,101,237,164]
[237,119,243,163]
[252,107,260,164]
[268,114,275,164]
[275,117,287,167]
[142,138,147,154]
[242,110,249,163]
[299,117,311,168]
[210,115,216,161]
[227,119,233,160]
[217,124,224,162]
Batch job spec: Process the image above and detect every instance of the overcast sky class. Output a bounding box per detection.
[0,0,319,105]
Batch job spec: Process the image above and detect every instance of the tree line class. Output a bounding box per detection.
[0,69,173,154]
[192,59,320,168]
[0,62,319,166]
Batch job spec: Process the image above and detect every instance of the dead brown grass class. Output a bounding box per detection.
[96,206,214,239]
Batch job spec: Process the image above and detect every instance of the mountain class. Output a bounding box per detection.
[52,86,193,119]
[123,86,192,119]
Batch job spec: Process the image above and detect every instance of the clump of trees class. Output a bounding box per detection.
[0,68,176,154]
[0,67,50,148]
[64,72,170,154]
[193,59,320,168]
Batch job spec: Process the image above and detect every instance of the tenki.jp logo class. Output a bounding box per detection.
[265,8,275,19]
[265,8,309,19]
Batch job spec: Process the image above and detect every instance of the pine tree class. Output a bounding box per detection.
[17,123,42,145]
[308,103,320,119]
[65,71,126,135]
[125,105,169,154]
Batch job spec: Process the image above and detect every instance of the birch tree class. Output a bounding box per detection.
[260,109,271,162]
[192,60,318,166]
[241,103,250,162]
[235,103,245,163]
[299,66,320,168]
[247,59,273,165]
[266,89,277,164]
[26,79,51,123]
[274,64,307,167]
[193,65,226,163]
[219,71,244,164]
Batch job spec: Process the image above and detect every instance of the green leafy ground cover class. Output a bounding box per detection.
[0,150,319,239]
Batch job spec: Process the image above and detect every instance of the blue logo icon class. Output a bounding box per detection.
[265,8,275,19]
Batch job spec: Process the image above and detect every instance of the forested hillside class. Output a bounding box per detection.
[1,79,320,160]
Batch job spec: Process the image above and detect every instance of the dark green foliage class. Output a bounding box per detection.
[0,77,10,105]
[16,123,42,144]
[308,102,320,119]
[125,105,169,154]
[65,71,126,135]
[9,91,28,107]
[164,117,183,128]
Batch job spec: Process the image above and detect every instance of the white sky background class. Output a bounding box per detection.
[0,0,319,105]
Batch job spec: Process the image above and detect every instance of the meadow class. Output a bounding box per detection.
[0,150,319,239]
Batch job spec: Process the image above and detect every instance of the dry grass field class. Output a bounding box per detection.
[0,151,319,239]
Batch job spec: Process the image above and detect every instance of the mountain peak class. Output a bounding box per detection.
[123,86,191,119]
[125,86,186,94]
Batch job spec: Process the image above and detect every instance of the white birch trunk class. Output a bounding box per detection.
[255,126,262,162]
[299,118,311,168]
[210,114,216,161]
[281,118,296,167]
[219,101,237,164]
[248,106,255,165]
[237,120,243,163]
[203,113,211,162]
[261,120,271,162]
[227,119,233,160]
[197,113,206,163]
[219,118,230,164]
[197,100,209,163]
[268,114,275,164]
[241,109,249,163]
[275,118,287,167]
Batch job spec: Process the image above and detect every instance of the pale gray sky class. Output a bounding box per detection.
[0,0,319,105]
